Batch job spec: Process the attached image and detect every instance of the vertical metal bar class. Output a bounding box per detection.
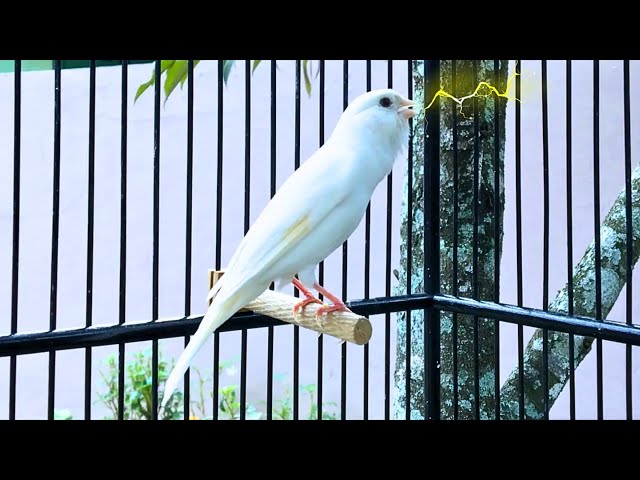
[212,59,224,420]
[593,60,603,420]
[85,60,96,420]
[515,59,525,420]
[240,60,251,421]
[118,60,128,421]
[363,59,372,420]
[48,60,62,421]
[451,60,459,421]
[424,59,441,421]
[183,59,195,420]
[317,59,325,420]
[565,60,576,421]
[541,60,550,420]
[266,59,276,420]
[341,59,349,421]
[9,60,21,421]
[493,59,501,421]
[623,59,633,421]
[405,59,414,420]
[384,59,393,421]
[152,59,161,420]
[293,59,302,421]
[472,60,480,421]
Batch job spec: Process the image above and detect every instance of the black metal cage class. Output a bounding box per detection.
[1,59,638,420]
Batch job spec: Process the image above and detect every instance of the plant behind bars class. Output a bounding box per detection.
[92,349,337,420]
[97,348,183,420]
[134,60,319,104]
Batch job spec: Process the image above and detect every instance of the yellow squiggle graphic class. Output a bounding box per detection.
[422,62,522,118]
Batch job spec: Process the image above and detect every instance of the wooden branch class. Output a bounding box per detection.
[208,270,372,345]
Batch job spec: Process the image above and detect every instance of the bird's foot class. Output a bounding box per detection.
[313,283,352,329]
[292,277,324,316]
[293,296,324,316]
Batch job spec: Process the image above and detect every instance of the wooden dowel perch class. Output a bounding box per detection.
[209,270,372,345]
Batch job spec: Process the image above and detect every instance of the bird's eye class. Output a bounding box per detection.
[379,97,392,108]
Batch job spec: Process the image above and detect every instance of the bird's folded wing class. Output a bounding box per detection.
[215,150,352,294]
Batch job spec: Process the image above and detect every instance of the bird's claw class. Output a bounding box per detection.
[292,296,324,316]
[314,303,352,329]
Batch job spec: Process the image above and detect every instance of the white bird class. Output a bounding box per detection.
[160,88,416,410]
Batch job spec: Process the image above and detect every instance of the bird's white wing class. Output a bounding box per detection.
[217,145,356,294]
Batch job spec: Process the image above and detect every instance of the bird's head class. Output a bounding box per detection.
[331,88,416,157]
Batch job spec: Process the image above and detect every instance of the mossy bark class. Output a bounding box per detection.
[500,164,640,419]
[393,60,508,420]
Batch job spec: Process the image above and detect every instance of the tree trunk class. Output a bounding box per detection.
[393,60,509,420]
[500,163,640,419]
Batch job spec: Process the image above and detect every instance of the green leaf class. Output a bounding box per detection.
[246,411,263,420]
[54,409,73,420]
[164,60,188,105]
[222,60,235,85]
[251,60,262,74]
[302,60,312,97]
[134,77,155,103]
[134,60,175,104]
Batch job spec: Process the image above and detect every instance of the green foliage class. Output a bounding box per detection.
[55,349,338,420]
[97,348,183,420]
[270,380,338,420]
[53,409,73,420]
[134,60,318,105]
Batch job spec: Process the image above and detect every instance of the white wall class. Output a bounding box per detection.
[0,60,638,420]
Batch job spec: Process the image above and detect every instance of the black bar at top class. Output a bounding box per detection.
[623,59,633,420]
[423,59,441,421]
[9,60,21,420]
[85,60,96,420]
[152,59,161,420]
[593,60,603,420]
[48,60,62,421]
[183,59,195,420]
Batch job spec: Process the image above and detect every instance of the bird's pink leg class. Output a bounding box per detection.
[314,283,352,319]
[292,277,323,315]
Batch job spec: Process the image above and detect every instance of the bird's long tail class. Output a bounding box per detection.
[160,280,263,412]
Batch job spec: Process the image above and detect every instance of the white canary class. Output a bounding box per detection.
[161,88,416,410]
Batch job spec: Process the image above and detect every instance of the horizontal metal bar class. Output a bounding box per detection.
[432,294,640,347]
[0,294,431,357]
[2,292,639,357]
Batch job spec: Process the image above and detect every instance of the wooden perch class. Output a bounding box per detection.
[208,270,372,345]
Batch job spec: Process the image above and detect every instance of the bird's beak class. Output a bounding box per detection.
[398,98,416,119]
